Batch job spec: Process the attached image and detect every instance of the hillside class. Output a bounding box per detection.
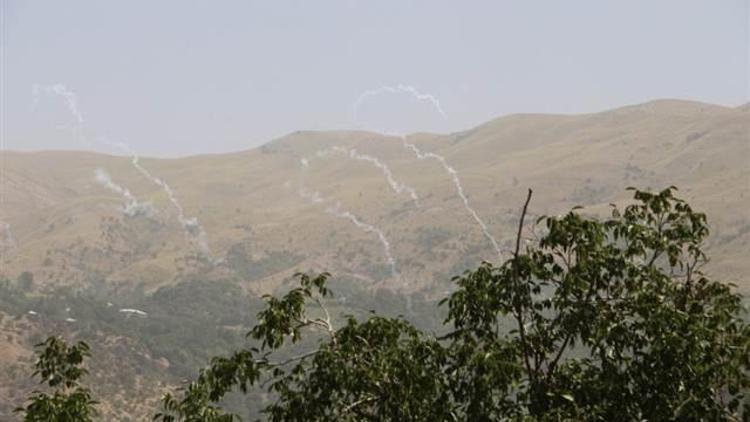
[2,99,748,292]
[0,99,748,419]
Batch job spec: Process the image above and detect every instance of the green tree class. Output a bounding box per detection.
[443,187,750,420]
[155,187,749,421]
[16,336,98,422]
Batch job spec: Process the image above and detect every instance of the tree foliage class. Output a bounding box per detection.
[154,187,749,421]
[21,187,750,421]
[16,336,98,421]
[442,187,750,420]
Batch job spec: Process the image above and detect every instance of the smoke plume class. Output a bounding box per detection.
[32,84,85,125]
[94,168,155,218]
[314,146,420,206]
[110,141,211,256]
[399,135,503,258]
[32,84,212,257]
[299,158,399,279]
[32,84,88,145]
[353,84,447,121]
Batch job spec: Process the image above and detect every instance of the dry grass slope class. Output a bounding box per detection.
[0,99,748,420]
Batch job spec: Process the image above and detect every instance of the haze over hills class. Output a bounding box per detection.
[0,99,748,419]
[2,99,748,293]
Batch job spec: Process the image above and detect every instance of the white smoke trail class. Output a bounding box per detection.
[353,84,447,120]
[0,223,15,249]
[107,141,210,256]
[32,84,88,145]
[132,156,210,255]
[315,146,420,206]
[33,84,214,260]
[32,84,85,125]
[299,158,398,279]
[95,168,134,200]
[399,135,502,258]
[327,201,398,279]
[94,168,155,218]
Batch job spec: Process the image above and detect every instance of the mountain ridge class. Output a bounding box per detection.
[1,98,748,295]
[5,98,741,159]
[0,98,748,420]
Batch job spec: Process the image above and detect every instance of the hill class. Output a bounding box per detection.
[0,99,748,419]
[2,99,748,293]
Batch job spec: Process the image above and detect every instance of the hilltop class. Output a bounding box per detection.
[0,99,748,419]
[2,99,748,293]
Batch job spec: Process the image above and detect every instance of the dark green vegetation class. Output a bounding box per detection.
[16,337,97,421]
[2,266,440,418]
[18,188,750,420]
[0,279,262,379]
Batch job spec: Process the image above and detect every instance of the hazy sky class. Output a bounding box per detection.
[2,1,748,157]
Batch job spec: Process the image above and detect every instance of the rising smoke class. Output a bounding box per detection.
[32,84,87,145]
[32,84,85,126]
[399,135,503,258]
[352,84,503,259]
[299,158,399,280]
[352,84,447,121]
[314,146,420,206]
[107,141,211,256]
[32,84,212,258]
[94,168,156,218]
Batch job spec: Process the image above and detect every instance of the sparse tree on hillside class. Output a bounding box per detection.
[153,187,749,421]
[16,336,98,422]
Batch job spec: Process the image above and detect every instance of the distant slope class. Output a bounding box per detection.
[1,99,748,294]
[1,99,748,419]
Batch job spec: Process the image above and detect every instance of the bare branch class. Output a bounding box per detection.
[514,189,533,263]
[342,396,378,415]
[313,296,337,345]
[512,189,535,381]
